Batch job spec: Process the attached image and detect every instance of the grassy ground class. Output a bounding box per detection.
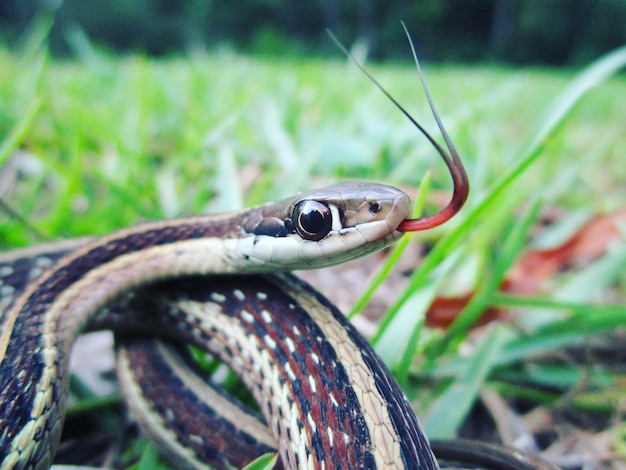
[1,29,626,469]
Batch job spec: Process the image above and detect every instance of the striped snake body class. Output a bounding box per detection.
[113,273,435,469]
[0,183,440,469]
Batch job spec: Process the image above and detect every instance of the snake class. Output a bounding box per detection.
[0,32,559,469]
[0,184,430,469]
[0,183,424,468]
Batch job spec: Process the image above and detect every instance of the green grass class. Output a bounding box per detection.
[1,26,626,468]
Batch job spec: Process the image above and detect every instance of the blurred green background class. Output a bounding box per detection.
[2,0,626,64]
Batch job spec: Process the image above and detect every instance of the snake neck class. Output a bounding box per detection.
[0,216,241,467]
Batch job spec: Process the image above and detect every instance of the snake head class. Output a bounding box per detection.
[235,182,411,271]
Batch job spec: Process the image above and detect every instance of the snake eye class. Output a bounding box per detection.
[293,200,333,241]
[369,201,381,215]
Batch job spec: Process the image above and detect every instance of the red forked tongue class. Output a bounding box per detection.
[327,23,469,233]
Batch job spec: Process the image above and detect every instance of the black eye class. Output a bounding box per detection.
[369,201,381,214]
[293,200,332,241]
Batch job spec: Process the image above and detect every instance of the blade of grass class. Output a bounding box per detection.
[348,171,431,319]
[205,144,243,213]
[438,200,540,343]
[430,299,626,377]
[43,133,86,237]
[0,99,41,167]
[373,277,434,373]
[495,362,614,391]
[516,239,626,330]
[242,453,279,470]
[421,325,513,438]
[16,15,54,60]
[487,381,624,413]
[374,249,461,370]
[131,441,170,470]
